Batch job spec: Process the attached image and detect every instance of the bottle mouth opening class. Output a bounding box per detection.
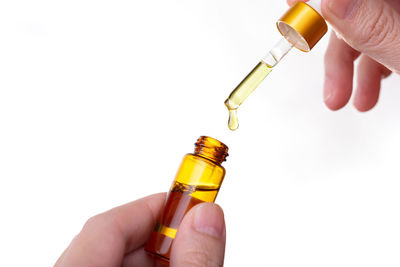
[195,136,229,164]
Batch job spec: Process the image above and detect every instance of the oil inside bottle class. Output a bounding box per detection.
[225,61,273,130]
[146,181,220,261]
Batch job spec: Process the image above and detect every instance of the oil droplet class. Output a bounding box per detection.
[224,61,273,131]
[228,109,239,131]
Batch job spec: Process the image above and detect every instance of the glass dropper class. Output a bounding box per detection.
[224,0,328,131]
[224,37,294,131]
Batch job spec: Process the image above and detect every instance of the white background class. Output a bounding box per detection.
[1,0,400,266]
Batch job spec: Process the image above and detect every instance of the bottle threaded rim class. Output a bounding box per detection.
[194,136,229,164]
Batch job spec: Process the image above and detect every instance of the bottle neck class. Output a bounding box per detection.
[194,136,229,165]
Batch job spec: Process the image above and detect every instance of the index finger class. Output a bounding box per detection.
[55,193,166,267]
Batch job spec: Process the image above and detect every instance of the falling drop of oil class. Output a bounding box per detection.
[228,109,239,131]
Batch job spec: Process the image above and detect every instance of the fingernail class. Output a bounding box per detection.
[193,203,225,239]
[326,0,359,19]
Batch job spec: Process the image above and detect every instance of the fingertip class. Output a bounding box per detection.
[286,0,294,6]
[353,91,379,112]
[287,0,307,7]
[353,101,376,113]
[176,202,226,241]
[353,88,378,112]
[323,32,360,111]
[323,76,351,111]
[171,203,226,267]
[192,203,225,239]
[353,56,386,112]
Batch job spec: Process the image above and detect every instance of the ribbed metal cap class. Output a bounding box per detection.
[277,2,328,52]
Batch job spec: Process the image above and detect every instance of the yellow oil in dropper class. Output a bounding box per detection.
[224,37,292,131]
[224,1,328,131]
[225,61,273,131]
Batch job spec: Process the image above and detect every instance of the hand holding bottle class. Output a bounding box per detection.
[288,0,400,111]
[54,193,226,267]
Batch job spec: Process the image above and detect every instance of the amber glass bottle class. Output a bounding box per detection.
[145,136,229,263]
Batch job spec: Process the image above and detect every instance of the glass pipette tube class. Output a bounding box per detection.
[225,37,294,131]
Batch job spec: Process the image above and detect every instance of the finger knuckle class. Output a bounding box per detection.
[83,213,114,230]
[83,214,103,229]
[181,249,222,267]
[359,4,396,49]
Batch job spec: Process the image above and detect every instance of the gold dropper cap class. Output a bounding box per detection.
[277,2,328,52]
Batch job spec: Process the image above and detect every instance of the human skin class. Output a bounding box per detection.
[54,193,226,267]
[287,0,400,111]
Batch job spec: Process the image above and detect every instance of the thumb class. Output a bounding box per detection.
[170,203,226,267]
[321,0,400,73]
